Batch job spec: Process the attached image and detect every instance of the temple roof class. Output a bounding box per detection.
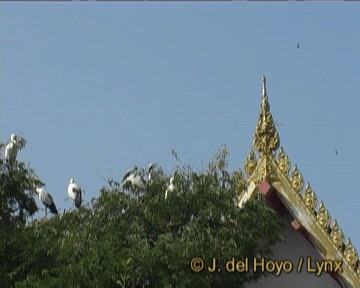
[238,76,360,287]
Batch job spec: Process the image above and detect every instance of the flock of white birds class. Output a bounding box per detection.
[3,134,176,219]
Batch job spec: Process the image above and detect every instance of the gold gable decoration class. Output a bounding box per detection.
[253,76,280,155]
[316,202,331,231]
[238,76,360,286]
[277,147,291,176]
[303,183,318,212]
[244,149,257,177]
[344,239,359,269]
[289,165,304,194]
[330,220,344,249]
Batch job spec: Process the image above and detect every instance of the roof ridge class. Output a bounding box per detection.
[239,77,360,286]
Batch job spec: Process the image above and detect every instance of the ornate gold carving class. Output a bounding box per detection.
[244,149,257,176]
[317,202,331,230]
[330,220,344,249]
[240,77,360,285]
[264,158,277,182]
[253,160,266,184]
[249,156,278,185]
[289,165,304,194]
[344,239,359,269]
[234,169,246,192]
[253,76,280,155]
[303,183,317,212]
[277,147,290,176]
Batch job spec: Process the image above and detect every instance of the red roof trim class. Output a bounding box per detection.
[259,181,347,288]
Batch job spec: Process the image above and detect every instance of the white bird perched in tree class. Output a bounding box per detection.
[165,176,175,200]
[35,187,58,218]
[5,134,18,166]
[147,163,155,182]
[67,178,82,209]
[122,166,146,197]
[147,163,163,183]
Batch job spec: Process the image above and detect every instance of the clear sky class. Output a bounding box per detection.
[1,3,359,249]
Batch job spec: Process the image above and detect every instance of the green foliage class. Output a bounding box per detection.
[0,141,43,287]
[3,146,283,287]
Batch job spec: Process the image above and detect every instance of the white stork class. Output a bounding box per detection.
[147,163,164,183]
[147,163,159,183]
[5,134,18,166]
[147,163,155,183]
[165,176,175,200]
[67,178,82,209]
[122,166,146,197]
[35,187,58,218]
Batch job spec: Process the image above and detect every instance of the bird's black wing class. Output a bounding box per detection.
[49,202,58,214]
[122,170,132,182]
[47,194,58,214]
[75,188,82,209]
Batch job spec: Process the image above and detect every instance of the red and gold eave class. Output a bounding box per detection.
[237,77,360,288]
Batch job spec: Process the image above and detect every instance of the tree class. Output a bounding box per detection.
[11,147,283,287]
[0,140,43,287]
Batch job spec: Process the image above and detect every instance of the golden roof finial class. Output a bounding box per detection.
[261,76,268,111]
[253,76,280,155]
[330,220,344,249]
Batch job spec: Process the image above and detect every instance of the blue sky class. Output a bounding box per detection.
[2,3,359,249]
